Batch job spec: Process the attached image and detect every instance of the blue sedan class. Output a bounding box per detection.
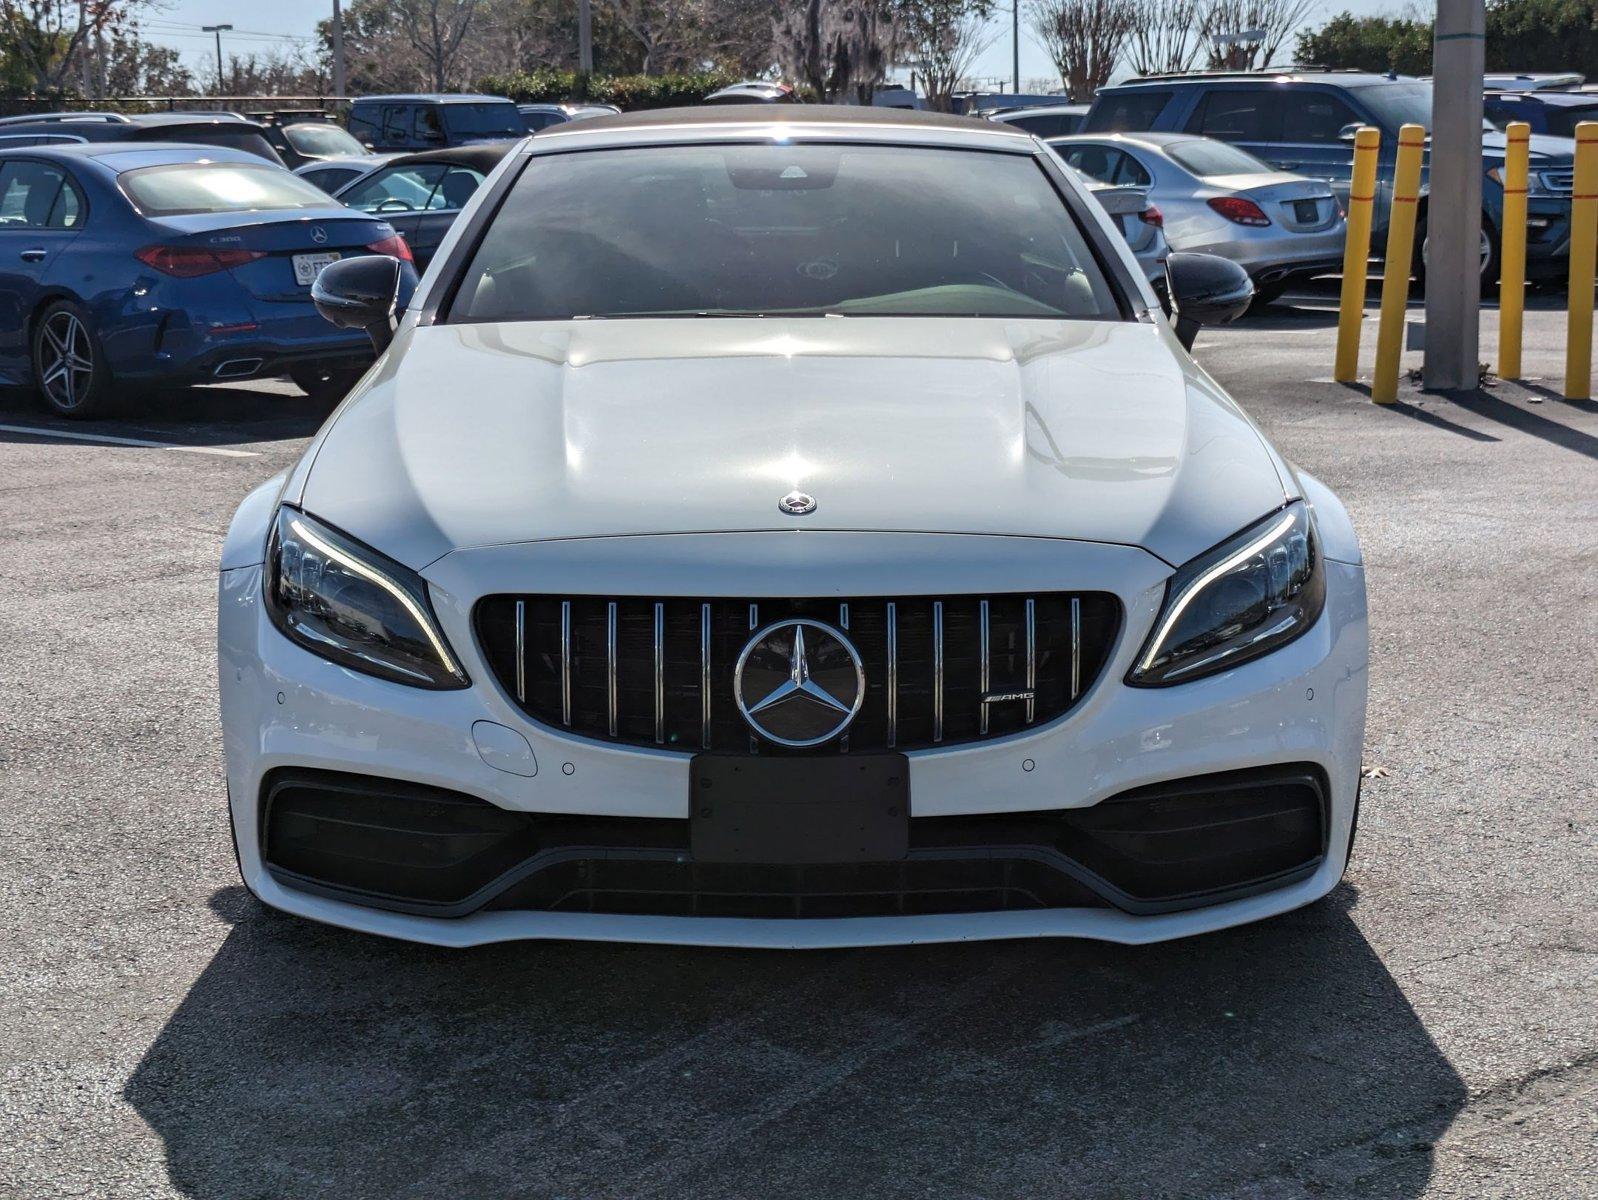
[0,142,420,418]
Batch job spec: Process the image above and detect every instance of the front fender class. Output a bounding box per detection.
[1293,469,1362,566]
[221,470,288,570]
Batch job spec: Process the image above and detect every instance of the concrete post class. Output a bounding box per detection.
[1423,0,1486,391]
[332,0,347,98]
[579,0,593,72]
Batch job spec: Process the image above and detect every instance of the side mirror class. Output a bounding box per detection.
[1338,123,1364,142]
[1165,252,1253,350]
[312,255,401,354]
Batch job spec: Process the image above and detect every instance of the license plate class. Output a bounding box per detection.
[292,251,340,286]
[690,754,909,864]
[1293,199,1320,223]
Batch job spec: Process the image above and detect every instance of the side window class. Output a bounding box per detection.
[415,106,444,146]
[1280,92,1362,143]
[382,105,414,145]
[1113,151,1152,187]
[347,108,380,145]
[1188,90,1281,142]
[425,166,485,211]
[0,160,72,229]
[46,175,85,228]
[1084,91,1171,133]
[1062,144,1120,184]
[341,163,449,212]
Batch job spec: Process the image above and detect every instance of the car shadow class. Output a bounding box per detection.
[0,382,333,448]
[122,885,1465,1199]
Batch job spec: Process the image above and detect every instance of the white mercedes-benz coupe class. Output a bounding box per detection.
[217,107,1367,949]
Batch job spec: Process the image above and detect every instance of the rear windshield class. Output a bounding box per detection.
[283,123,367,157]
[1166,138,1273,177]
[442,103,524,138]
[449,143,1120,322]
[119,162,333,216]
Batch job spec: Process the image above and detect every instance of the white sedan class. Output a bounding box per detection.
[217,106,1368,949]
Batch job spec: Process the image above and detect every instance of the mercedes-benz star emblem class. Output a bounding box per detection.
[735,619,864,747]
[310,225,328,244]
[778,490,816,516]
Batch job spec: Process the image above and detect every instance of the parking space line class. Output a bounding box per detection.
[0,423,259,458]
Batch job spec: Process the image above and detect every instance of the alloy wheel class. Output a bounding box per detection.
[38,311,95,412]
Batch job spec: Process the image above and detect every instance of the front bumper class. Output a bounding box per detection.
[219,531,1368,948]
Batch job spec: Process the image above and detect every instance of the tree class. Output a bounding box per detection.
[1027,0,1133,99]
[394,0,482,90]
[1294,10,1433,75]
[0,0,138,93]
[601,0,699,74]
[1125,0,1202,75]
[1197,0,1316,70]
[773,0,901,103]
[893,0,995,111]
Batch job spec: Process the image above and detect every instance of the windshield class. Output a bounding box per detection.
[1356,82,1434,131]
[450,143,1121,322]
[443,103,524,138]
[1166,138,1272,177]
[119,163,333,216]
[1538,104,1598,137]
[283,123,367,157]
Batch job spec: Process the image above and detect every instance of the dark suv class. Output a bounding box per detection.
[347,94,525,152]
[1083,70,1577,280]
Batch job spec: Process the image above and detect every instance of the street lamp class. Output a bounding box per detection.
[202,24,232,95]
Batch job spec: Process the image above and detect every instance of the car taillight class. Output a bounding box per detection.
[366,234,414,263]
[135,245,266,277]
[1140,204,1164,227]
[1207,197,1271,227]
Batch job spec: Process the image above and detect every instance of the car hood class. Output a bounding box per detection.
[297,318,1291,571]
[1481,129,1575,164]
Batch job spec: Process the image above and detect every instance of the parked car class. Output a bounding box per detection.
[331,143,514,269]
[517,102,621,132]
[1484,89,1598,138]
[701,81,797,104]
[1052,132,1344,304]
[0,143,417,416]
[0,111,284,164]
[955,91,1072,116]
[990,103,1090,138]
[294,152,399,196]
[248,112,372,170]
[1481,73,1584,92]
[220,106,1366,950]
[346,94,525,152]
[1082,179,1168,293]
[1083,70,1578,281]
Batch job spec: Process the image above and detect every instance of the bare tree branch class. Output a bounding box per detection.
[1027,0,1133,99]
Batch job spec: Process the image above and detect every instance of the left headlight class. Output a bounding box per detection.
[265,506,468,689]
[1128,502,1324,687]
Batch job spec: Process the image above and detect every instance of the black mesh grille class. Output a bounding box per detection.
[473,594,1120,754]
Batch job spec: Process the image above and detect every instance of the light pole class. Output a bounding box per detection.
[578,0,592,73]
[202,24,232,96]
[331,0,346,97]
[1012,0,1019,94]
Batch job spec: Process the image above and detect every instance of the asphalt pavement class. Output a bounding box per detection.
[1,285,1594,1199]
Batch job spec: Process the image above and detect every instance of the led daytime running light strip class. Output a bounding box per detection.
[289,517,462,677]
[1137,509,1300,674]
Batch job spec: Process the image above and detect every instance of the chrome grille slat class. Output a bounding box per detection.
[476,592,1117,755]
[514,599,526,704]
[606,600,618,738]
[653,601,665,746]
[700,602,711,750]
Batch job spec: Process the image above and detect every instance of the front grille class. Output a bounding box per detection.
[473,594,1120,754]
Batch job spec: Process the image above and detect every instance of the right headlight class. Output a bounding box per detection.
[1128,502,1324,686]
[264,505,468,689]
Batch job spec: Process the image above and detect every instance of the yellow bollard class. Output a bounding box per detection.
[1498,121,1530,379]
[1564,121,1598,399]
[1334,127,1382,381]
[1372,123,1426,404]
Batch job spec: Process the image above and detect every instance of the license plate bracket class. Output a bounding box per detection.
[293,251,341,286]
[690,754,909,864]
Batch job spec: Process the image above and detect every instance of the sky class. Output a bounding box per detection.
[146,0,1410,92]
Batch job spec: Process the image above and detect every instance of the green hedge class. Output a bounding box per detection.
[475,69,744,110]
